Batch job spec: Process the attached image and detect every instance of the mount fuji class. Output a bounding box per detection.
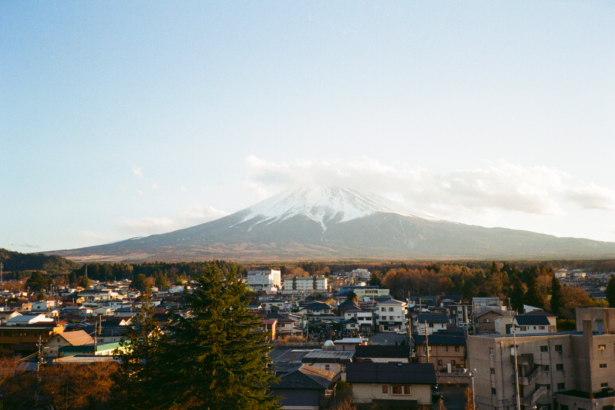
[52,187,615,262]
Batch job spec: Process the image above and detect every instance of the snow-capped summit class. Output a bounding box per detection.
[239,187,424,231]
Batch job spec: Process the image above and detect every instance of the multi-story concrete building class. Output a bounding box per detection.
[376,298,408,333]
[468,308,615,410]
[283,276,327,292]
[246,269,281,293]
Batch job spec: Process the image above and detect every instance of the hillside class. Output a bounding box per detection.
[0,248,80,275]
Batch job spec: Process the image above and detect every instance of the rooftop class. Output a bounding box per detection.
[346,362,437,384]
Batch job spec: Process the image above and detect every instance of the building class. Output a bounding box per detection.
[467,308,615,410]
[283,276,328,292]
[44,330,94,358]
[346,362,437,407]
[299,302,333,318]
[0,323,64,356]
[301,349,354,375]
[376,299,408,333]
[414,334,466,372]
[271,365,337,410]
[342,308,374,333]
[515,311,557,334]
[339,286,390,300]
[414,313,450,335]
[333,338,368,352]
[355,345,410,363]
[247,269,281,293]
[474,310,514,335]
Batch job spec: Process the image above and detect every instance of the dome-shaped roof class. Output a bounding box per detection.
[324,340,335,347]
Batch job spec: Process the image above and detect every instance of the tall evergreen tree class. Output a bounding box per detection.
[114,289,167,409]
[550,276,563,316]
[509,276,525,313]
[115,263,279,410]
[606,275,615,308]
[524,274,544,310]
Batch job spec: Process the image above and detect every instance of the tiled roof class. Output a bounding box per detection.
[416,313,450,324]
[346,362,436,384]
[60,330,94,346]
[272,365,336,389]
[355,345,410,359]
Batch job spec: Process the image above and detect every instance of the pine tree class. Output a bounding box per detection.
[550,276,563,316]
[113,288,168,409]
[69,271,78,285]
[524,274,544,310]
[509,276,525,313]
[607,275,615,308]
[115,263,280,410]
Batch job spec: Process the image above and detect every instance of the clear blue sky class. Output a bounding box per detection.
[1,1,614,252]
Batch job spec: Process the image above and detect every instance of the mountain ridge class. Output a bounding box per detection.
[49,187,615,262]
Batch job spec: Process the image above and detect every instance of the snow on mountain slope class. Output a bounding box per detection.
[238,187,428,231]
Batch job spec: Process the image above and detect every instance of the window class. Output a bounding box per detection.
[556,364,564,371]
[429,323,434,328]
[489,348,494,355]
[599,344,606,350]
[484,319,490,323]
[600,363,607,368]
[389,307,394,312]
[404,386,411,394]
[491,388,497,395]
[381,307,386,312]
[539,326,545,330]
[455,346,460,352]
[561,406,568,410]
[446,346,449,352]
[555,345,562,352]
[490,368,495,375]
[544,365,550,372]
[546,384,551,392]
[392,386,402,395]
[451,360,456,366]
[521,326,527,331]
[540,346,548,352]
[438,360,443,365]
[602,383,609,388]
[557,383,565,391]
[382,385,388,394]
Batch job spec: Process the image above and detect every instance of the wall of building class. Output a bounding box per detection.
[351,383,431,405]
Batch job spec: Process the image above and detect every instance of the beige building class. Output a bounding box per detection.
[468,308,615,410]
[346,362,436,407]
[474,310,514,334]
[415,334,467,372]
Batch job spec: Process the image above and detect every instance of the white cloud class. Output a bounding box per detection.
[180,186,188,192]
[136,190,144,197]
[119,205,229,237]
[132,165,143,178]
[151,182,159,189]
[245,155,615,217]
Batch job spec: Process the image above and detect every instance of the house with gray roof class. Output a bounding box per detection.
[271,365,337,410]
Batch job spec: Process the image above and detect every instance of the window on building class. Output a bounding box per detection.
[539,326,545,330]
[451,360,456,365]
[455,346,460,352]
[484,319,490,323]
[556,364,564,371]
[438,360,443,365]
[382,385,388,394]
[555,345,562,352]
[561,405,568,410]
[389,307,394,312]
[489,348,494,355]
[491,388,496,395]
[404,386,411,394]
[490,368,495,375]
[521,326,527,331]
[546,384,551,392]
[540,346,548,352]
[429,323,434,328]
[601,383,609,388]
[600,363,607,368]
[381,308,386,312]
[392,386,402,395]
[544,365,550,372]
[599,344,606,350]
[557,383,565,391]
[325,365,330,371]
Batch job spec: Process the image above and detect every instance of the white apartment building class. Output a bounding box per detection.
[282,276,327,292]
[376,299,408,333]
[247,269,281,293]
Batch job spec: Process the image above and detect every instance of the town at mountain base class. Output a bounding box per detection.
[51,187,615,262]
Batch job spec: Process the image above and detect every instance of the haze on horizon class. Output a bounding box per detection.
[1,1,615,253]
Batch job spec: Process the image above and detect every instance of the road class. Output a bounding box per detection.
[438,385,468,410]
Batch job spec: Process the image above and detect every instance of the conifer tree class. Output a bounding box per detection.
[524,274,544,310]
[113,288,167,409]
[116,263,279,410]
[607,275,615,308]
[550,276,563,316]
[509,276,525,313]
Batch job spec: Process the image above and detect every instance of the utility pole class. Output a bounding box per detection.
[0,261,3,284]
[510,298,521,410]
[425,320,430,362]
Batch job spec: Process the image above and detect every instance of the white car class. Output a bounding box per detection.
[396,329,408,335]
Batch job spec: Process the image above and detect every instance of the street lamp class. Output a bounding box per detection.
[466,368,477,410]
